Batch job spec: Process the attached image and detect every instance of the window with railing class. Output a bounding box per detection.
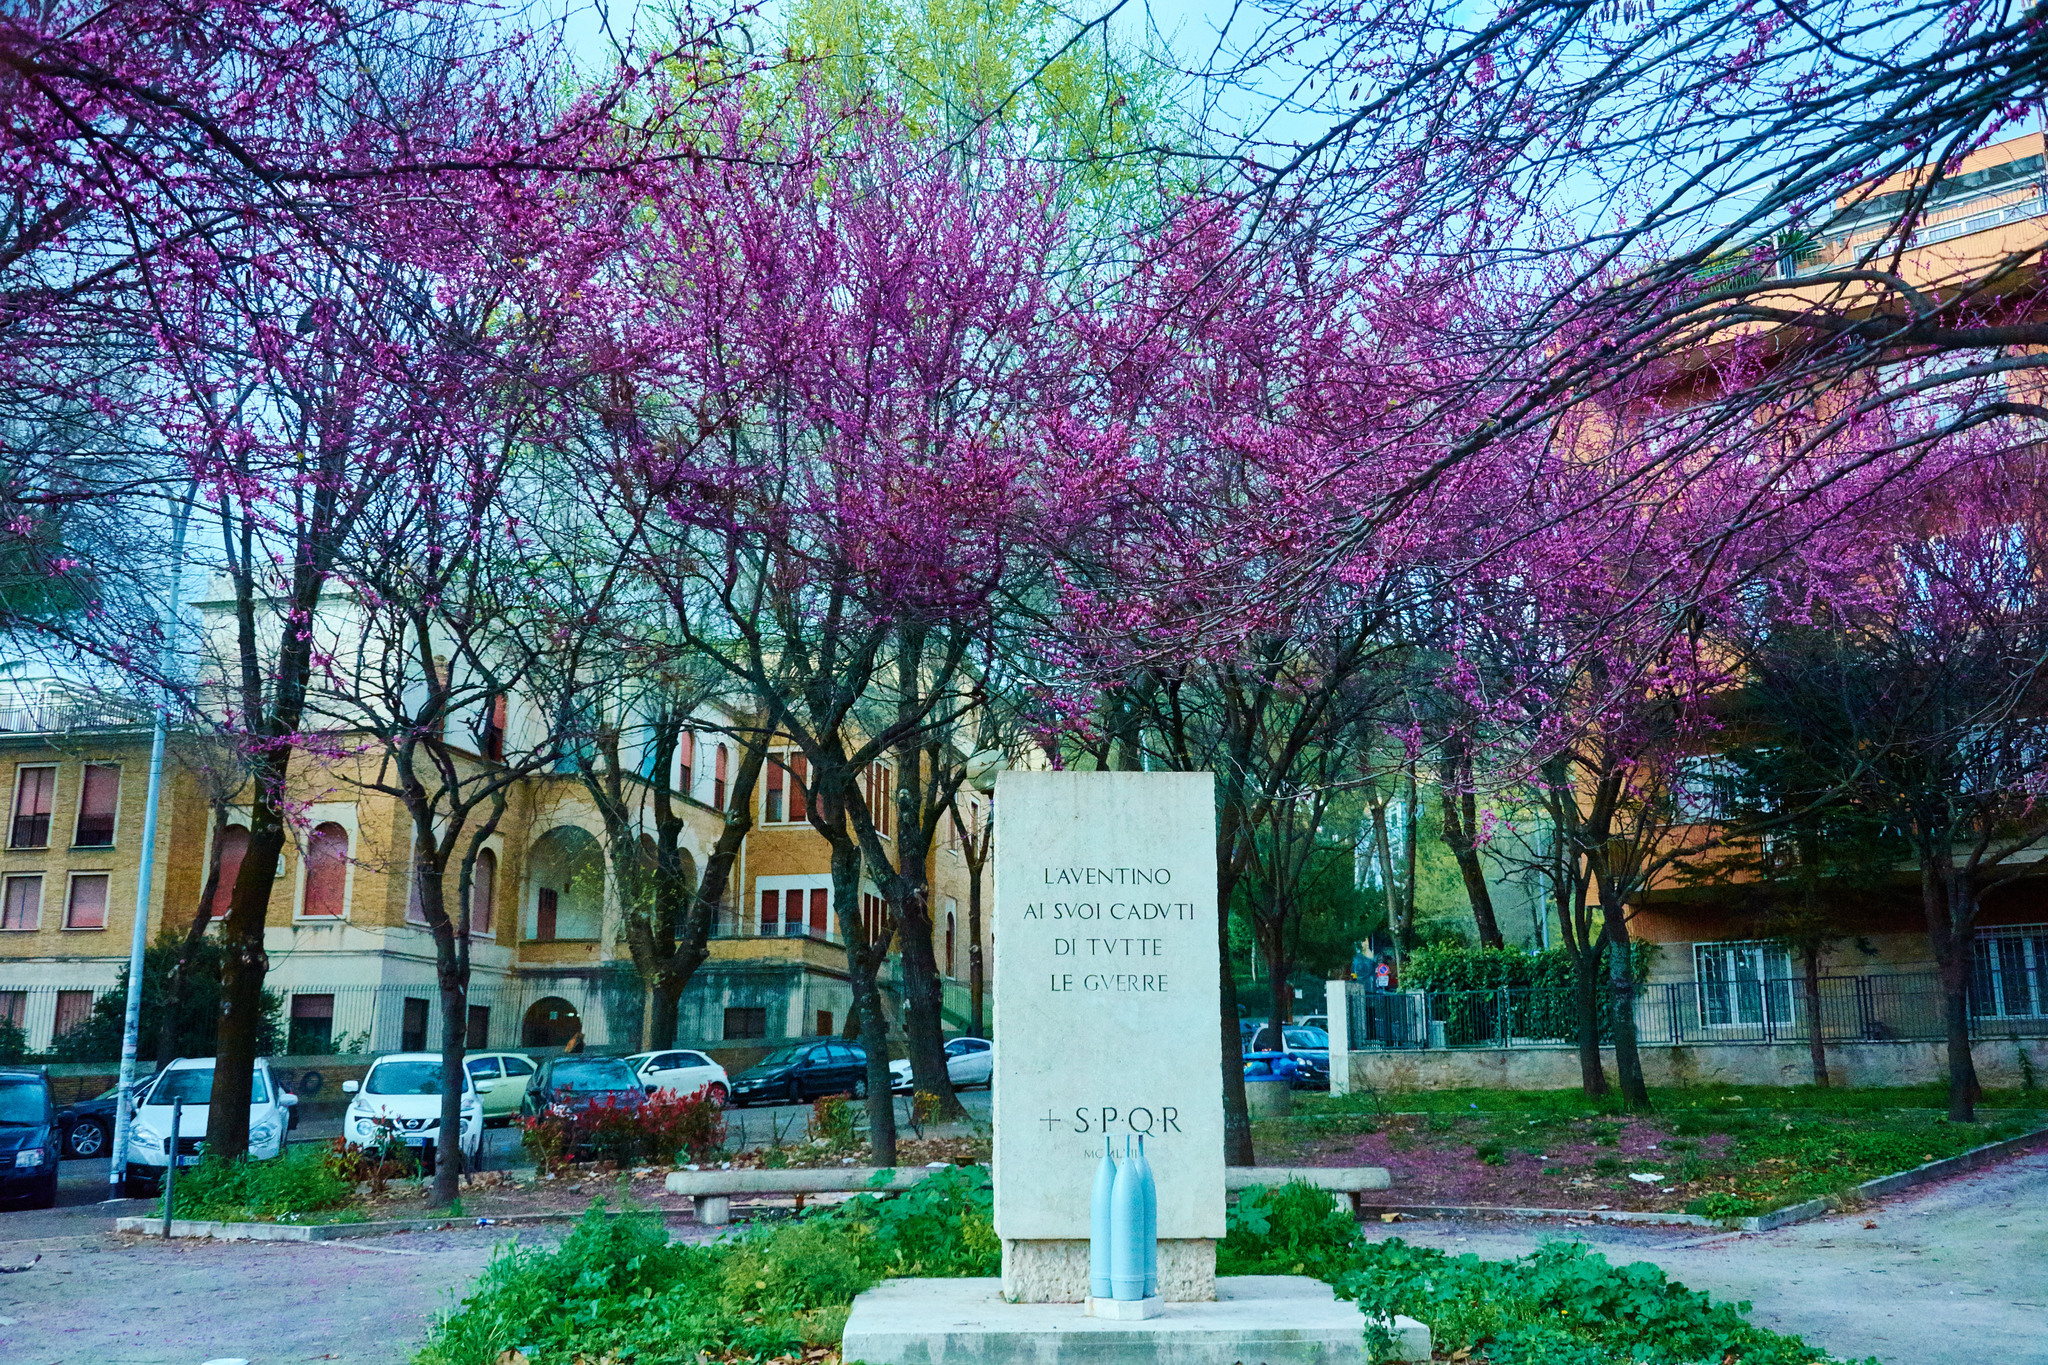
[1974,926,2047,1019]
[1694,940,1795,1027]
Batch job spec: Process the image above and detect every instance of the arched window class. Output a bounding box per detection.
[945,909,957,977]
[469,848,497,937]
[210,825,250,919]
[302,823,348,918]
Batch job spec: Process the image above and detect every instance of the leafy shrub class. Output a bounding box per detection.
[50,935,282,1062]
[1689,1192,1760,1220]
[1218,1181,1861,1365]
[168,1144,358,1223]
[810,1092,858,1147]
[0,1018,25,1064]
[518,1087,725,1172]
[1474,1140,1509,1166]
[415,1166,997,1365]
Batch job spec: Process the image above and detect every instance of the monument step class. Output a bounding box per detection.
[841,1273,1430,1365]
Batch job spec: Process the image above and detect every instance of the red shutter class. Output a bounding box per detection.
[678,730,695,796]
[760,888,780,935]
[810,887,828,935]
[470,848,496,936]
[210,826,249,920]
[303,823,347,918]
[714,745,729,811]
[766,759,784,822]
[789,753,807,823]
[537,887,558,941]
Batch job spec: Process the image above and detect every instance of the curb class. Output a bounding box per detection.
[1354,1122,2048,1234]
[113,1207,697,1242]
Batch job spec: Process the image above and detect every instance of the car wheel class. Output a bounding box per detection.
[706,1083,728,1107]
[66,1117,108,1159]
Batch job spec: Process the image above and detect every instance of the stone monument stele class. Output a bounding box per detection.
[992,769,1225,1303]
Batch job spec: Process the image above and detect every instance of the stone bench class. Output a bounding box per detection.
[667,1164,1391,1226]
[667,1165,947,1225]
[1225,1167,1391,1215]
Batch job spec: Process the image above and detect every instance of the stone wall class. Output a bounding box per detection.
[1335,1035,2048,1092]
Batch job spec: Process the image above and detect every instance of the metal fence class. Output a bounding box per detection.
[1345,973,2048,1052]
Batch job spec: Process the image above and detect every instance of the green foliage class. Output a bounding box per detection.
[414,1166,998,1365]
[167,1144,358,1223]
[50,934,281,1061]
[0,1017,25,1063]
[1218,1183,1867,1364]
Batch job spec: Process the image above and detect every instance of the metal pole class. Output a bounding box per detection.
[163,1097,182,1236]
[110,490,192,1194]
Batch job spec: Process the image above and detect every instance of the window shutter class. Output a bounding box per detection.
[760,888,780,935]
[790,753,807,823]
[766,759,784,823]
[76,764,119,845]
[678,730,695,796]
[66,873,109,930]
[810,886,828,935]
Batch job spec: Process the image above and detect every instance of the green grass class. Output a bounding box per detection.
[166,1143,361,1223]
[1308,1081,2045,1118]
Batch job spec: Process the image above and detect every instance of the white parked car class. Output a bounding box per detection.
[122,1057,298,1196]
[888,1037,993,1094]
[342,1053,482,1167]
[622,1049,730,1105]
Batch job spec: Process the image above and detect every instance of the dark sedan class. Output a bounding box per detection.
[519,1056,648,1118]
[58,1085,117,1160]
[0,1070,60,1208]
[730,1041,868,1106]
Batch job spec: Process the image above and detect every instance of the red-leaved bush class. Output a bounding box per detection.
[519,1087,728,1172]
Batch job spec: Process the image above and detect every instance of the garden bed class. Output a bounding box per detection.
[1252,1084,2046,1219]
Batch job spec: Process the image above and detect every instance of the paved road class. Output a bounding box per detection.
[1359,1149,2048,1364]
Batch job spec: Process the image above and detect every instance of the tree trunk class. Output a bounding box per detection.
[896,882,966,1119]
[207,774,289,1160]
[966,868,986,1039]
[1921,853,1982,1122]
[1803,943,1829,1087]
[1601,904,1651,1111]
[1218,865,1255,1165]
[647,973,685,1050]
[833,841,897,1165]
[1572,945,1609,1097]
[158,802,232,1067]
[434,953,468,1207]
[1438,758,1504,948]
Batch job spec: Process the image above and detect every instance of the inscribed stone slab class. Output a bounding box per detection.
[992,770,1225,1242]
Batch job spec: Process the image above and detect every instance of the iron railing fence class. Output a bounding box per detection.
[1345,973,2048,1052]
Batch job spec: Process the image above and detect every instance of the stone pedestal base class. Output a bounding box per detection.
[843,1274,1419,1365]
[1088,1295,1161,1320]
[1000,1238,1215,1302]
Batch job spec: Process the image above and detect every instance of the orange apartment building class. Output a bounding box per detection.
[0,662,991,1063]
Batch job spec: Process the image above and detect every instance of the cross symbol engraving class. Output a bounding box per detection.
[1041,1109,1064,1132]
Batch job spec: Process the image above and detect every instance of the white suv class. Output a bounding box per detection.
[122,1057,298,1196]
[342,1053,482,1168]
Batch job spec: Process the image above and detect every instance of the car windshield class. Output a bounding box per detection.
[0,1079,49,1126]
[366,1061,453,1096]
[149,1067,268,1106]
[1285,1028,1327,1049]
[549,1060,637,1092]
[754,1046,807,1069]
